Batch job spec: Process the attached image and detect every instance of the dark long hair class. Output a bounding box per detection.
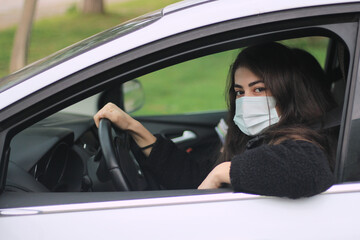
[218,42,336,168]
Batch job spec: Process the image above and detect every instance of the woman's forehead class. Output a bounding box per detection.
[234,67,262,86]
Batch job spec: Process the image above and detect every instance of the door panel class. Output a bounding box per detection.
[136,111,227,159]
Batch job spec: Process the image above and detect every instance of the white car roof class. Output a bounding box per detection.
[163,0,358,15]
[0,0,359,110]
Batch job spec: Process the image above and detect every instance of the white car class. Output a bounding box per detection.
[1,0,360,239]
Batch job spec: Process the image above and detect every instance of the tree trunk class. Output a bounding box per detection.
[9,0,37,73]
[82,0,104,14]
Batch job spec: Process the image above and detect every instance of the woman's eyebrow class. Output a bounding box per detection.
[248,80,264,87]
[234,80,264,88]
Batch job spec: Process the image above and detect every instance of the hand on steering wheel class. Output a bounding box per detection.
[98,118,149,191]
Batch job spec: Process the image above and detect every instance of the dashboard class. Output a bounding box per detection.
[6,112,101,192]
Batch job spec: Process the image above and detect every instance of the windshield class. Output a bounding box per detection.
[0,10,163,93]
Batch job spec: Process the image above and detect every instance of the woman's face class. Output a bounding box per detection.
[234,67,281,115]
[234,67,269,98]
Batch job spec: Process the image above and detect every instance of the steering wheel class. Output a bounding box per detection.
[98,118,145,191]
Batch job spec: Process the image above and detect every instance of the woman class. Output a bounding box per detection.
[94,42,335,199]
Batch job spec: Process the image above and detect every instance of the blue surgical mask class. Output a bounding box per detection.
[233,96,280,136]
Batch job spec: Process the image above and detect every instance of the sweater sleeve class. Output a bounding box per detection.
[230,140,334,199]
[141,135,214,189]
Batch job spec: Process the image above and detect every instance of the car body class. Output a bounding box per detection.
[1,0,360,239]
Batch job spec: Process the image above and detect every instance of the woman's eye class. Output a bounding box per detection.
[235,90,244,97]
[254,87,266,93]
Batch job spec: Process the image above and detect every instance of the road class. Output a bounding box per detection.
[0,0,129,30]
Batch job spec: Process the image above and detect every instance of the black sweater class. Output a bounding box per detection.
[141,135,334,199]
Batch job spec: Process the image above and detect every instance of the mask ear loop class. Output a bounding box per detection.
[265,92,272,126]
[265,93,279,126]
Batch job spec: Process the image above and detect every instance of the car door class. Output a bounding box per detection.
[2,3,360,240]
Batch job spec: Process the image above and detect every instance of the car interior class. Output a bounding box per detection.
[0,20,353,207]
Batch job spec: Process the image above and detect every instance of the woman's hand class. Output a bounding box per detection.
[94,102,156,156]
[94,102,134,130]
[198,162,231,189]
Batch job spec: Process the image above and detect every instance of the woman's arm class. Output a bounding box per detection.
[198,162,231,189]
[94,102,156,156]
[229,140,334,198]
[94,103,215,189]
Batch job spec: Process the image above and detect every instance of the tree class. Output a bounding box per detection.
[9,0,38,73]
[82,0,104,14]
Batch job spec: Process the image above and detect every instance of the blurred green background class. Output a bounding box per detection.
[0,0,180,78]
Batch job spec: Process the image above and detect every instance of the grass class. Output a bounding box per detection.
[0,0,181,78]
[0,28,14,77]
[136,50,238,115]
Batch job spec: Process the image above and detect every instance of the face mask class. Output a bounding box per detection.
[233,96,280,136]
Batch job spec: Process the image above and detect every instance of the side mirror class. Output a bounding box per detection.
[123,79,145,113]
[96,79,144,114]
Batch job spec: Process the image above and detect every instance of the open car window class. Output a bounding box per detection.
[5,36,337,195]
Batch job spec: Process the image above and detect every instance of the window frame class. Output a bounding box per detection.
[338,17,360,182]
